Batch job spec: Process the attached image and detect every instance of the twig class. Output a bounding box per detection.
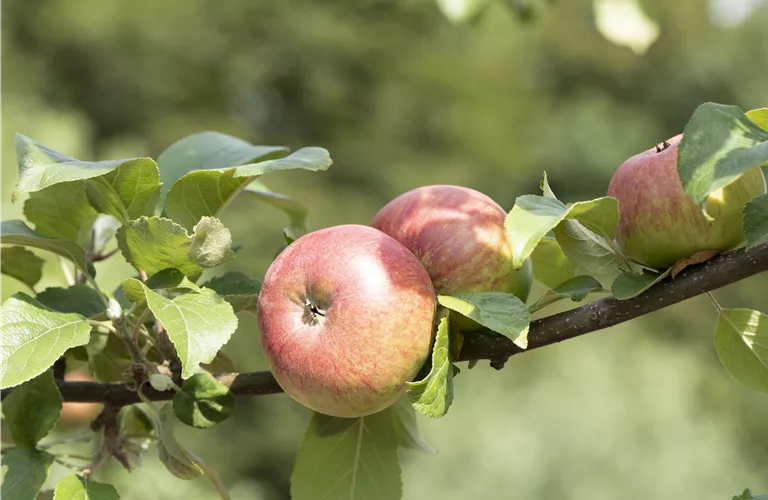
[2,243,767,404]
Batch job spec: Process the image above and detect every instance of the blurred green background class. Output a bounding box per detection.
[2,0,768,498]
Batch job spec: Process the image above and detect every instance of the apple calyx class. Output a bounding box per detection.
[655,140,671,153]
[302,296,328,327]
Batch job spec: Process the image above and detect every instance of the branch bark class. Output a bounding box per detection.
[3,243,767,405]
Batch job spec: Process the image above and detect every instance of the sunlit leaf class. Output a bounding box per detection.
[0,293,91,389]
[406,316,453,418]
[438,292,530,348]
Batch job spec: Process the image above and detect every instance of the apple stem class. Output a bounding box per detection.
[655,140,671,153]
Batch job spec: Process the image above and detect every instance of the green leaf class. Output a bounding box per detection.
[529,237,579,289]
[715,308,768,394]
[678,103,768,207]
[733,488,768,500]
[0,293,91,389]
[23,182,98,248]
[552,220,623,289]
[291,410,401,500]
[505,176,619,269]
[201,272,261,314]
[164,146,331,231]
[2,371,62,448]
[143,268,200,293]
[157,131,289,197]
[242,180,309,239]
[611,268,672,300]
[1,220,94,277]
[53,474,119,500]
[173,373,235,429]
[391,396,435,454]
[438,292,530,348]
[406,315,454,418]
[529,275,604,313]
[122,280,237,378]
[155,404,204,479]
[13,133,155,202]
[747,108,768,131]
[115,216,234,280]
[84,161,161,223]
[35,286,105,317]
[1,246,44,290]
[743,194,768,250]
[1,448,55,500]
[88,334,131,383]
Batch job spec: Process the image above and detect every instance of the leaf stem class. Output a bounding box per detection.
[60,258,76,286]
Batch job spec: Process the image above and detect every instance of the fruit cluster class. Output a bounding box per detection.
[258,139,766,418]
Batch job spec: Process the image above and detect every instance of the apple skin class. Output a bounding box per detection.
[608,134,767,268]
[257,224,436,418]
[371,185,533,301]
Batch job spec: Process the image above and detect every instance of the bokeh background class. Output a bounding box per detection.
[2,0,768,498]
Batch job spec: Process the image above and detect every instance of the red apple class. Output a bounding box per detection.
[371,185,533,301]
[257,224,436,418]
[608,134,767,268]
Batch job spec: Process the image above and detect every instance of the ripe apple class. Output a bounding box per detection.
[608,134,767,268]
[371,185,533,301]
[257,224,436,418]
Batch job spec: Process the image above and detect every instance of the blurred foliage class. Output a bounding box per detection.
[2,0,768,498]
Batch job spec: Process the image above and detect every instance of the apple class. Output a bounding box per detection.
[608,134,767,268]
[371,185,533,301]
[257,224,436,418]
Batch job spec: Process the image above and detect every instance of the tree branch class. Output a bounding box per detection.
[3,243,767,405]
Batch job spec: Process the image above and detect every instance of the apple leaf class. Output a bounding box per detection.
[0,448,55,500]
[143,268,201,294]
[157,131,289,196]
[116,216,234,280]
[84,159,162,223]
[529,275,604,313]
[201,272,261,314]
[678,103,768,207]
[734,489,768,500]
[35,286,105,317]
[155,404,204,479]
[552,220,623,289]
[406,315,454,418]
[2,371,62,448]
[164,146,331,231]
[23,181,98,248]
[611,268,672,300]
[437,292,530,349]
[505,173,619,269]
[743,194,768,250]
[53,474,119,500]
[529,237,579,290]
[0,293,91,389]
[12,133,155,201]
[747,108,768,131]
[291,410,401,500]
[173,373,235,429]
[715,308,768,394]
[242,180,309,239]
[391,396,435,454]
[122,280,237,379]
[0,246,44,290]
[1,220,94,278]
[88,334,133,384]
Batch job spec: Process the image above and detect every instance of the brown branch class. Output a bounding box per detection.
[2,243,767,404]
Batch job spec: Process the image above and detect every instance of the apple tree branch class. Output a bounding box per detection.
[2,243,767,406]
